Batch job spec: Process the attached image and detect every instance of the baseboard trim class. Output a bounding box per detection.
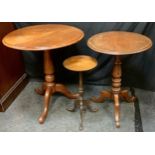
[0,73,29,112]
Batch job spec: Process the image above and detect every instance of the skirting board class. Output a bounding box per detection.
[0,73,29,112]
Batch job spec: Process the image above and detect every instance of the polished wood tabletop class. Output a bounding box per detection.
[63,55,97,72]
[87,31,152,55]
[2,24,84,51]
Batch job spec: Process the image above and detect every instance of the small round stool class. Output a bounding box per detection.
[63,55,98,130]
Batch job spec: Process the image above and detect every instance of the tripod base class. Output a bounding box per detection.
[35,83,78,124]
[91,89,136,128]
[66,99,99,112]
[66,98,99,130]
[92,89,136,103]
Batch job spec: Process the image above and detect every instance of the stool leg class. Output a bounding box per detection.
[79,100,84,130]
[79,72,84,130]
[83,100,98,112]
[35,83,46,96]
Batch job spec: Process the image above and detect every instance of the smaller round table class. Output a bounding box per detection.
[87,31,152,128]
[2,24,84,124]
[63,55,98,130]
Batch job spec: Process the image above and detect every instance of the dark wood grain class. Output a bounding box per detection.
[0,22,26,111]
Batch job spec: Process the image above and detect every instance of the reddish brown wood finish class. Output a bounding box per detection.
[88,31,152,128]
[2,24,84,124]
[63,55,97,72]
[63,55,98,130]
[2,24,84,51]
[0,22,26,111]
[88,31,152,55]
[35,50,79,124]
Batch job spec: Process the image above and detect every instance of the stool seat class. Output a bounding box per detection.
[63,55,97,72]
[87,31,152,55]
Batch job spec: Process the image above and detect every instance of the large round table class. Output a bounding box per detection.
[2,24,84,124]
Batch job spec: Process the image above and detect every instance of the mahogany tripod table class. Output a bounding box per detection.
[87,31,152,128]
[2,24,84,124]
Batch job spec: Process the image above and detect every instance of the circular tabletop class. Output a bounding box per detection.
[2,24,84,51]
[87,31,152,55]
[63,55,97,72]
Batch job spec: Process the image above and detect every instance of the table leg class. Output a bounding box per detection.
[120,89,136,102]
[36,50,78,124]
[112,56,121,128]
[38,86,52,124]
[55,84,79,99]
[91,90,113,103]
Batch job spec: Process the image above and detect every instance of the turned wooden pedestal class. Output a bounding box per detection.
[63,55,98,130]
[35,50,79,123]
[92,55,136,127]
[2,24,84,124]
[88,31,152,127]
